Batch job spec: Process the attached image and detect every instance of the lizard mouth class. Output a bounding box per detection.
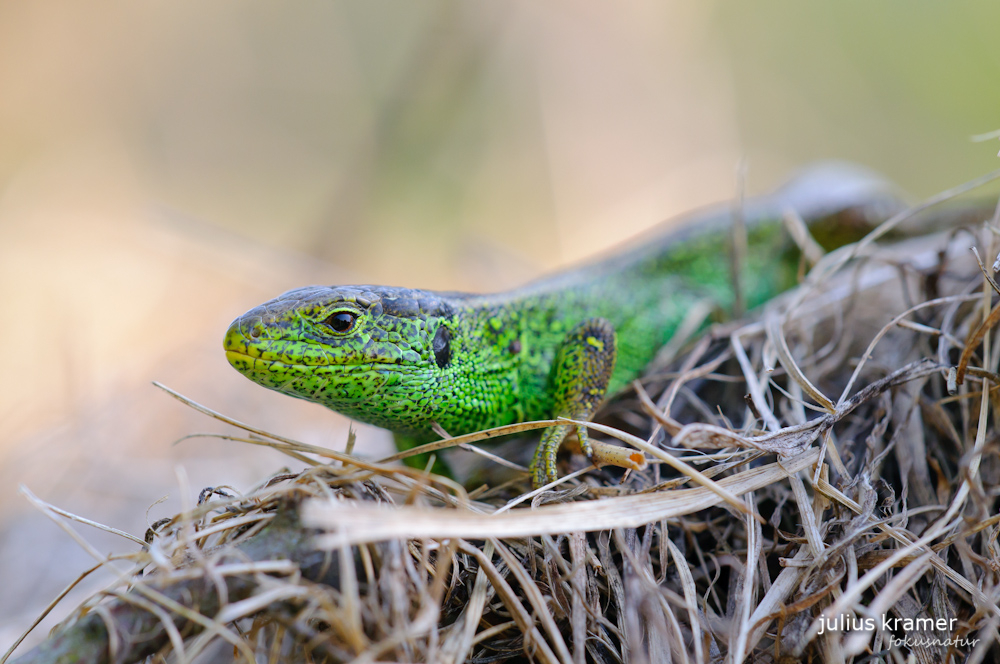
[223,348,292,367]
[223,336,340,370]
[223,322,390,370]
[224,348,351,371]
[223,321,326,370]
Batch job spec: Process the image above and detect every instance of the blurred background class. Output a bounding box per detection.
[2,0,999,651]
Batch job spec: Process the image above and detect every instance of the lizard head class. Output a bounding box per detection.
[223,285,462,434]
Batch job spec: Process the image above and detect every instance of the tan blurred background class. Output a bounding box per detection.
[2,0,999,650]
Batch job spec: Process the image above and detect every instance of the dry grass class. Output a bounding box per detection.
[8,181,1000,664]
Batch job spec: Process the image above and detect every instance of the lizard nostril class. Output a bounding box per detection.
[241,316,263,340]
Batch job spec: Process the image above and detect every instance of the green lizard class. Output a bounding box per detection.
[224,165,903,487]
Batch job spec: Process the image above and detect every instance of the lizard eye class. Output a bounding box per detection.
[323,311,357,333]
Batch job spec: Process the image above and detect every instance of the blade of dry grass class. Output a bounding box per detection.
[305,449,819,545]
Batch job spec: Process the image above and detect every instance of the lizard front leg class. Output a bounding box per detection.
[531,317,617,487]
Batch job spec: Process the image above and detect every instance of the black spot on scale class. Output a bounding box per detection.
[433,325,452,369]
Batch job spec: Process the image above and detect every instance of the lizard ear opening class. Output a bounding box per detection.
[432,325,452,368]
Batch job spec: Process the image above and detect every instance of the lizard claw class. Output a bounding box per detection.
[531,424,569,488]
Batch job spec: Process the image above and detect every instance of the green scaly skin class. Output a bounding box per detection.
[224,165,904,487]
